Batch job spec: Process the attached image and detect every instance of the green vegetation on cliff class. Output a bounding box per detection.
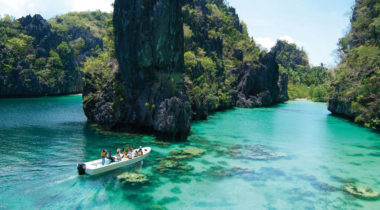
[0,15,77,95]
[182,0,263,118]
[329,0,380,129]
[81,0,289,138]
[82,0,286,122]
[0,11,110,97]
[271,40,332,102]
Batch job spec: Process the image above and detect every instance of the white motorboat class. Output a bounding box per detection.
[77,147,151,175]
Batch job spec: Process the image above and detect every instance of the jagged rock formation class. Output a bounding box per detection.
[83,0,191,139]
[277,72,289,102]
[182,0,288,119]
[236,53,288,108]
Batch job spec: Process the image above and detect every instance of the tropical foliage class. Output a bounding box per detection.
[330,0,380,129]
[182,0,261,118]
[272,40,332,102]
[0,11,110,96]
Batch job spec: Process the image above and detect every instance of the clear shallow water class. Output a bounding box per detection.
[0,95,379,209]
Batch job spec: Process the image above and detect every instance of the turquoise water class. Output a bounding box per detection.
[0,95,379,209]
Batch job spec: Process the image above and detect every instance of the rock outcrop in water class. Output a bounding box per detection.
[82,0,290,139]
[83,0,191,139]
[343,185,380,200]
[236,52,288,108]
[182,0,289,118]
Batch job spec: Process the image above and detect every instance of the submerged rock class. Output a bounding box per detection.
[311,181,339,192]
[244,145,288,160]
[204,166,258,180]
[331,176,357,184]
[369,153,380,157]
[149,205,167,210]
[158,196,180,205]
[167,147,206,160]
[343,185,380,200]
[225,144,288,160]
[170,187,182,194]
[154,159,193,174]
[117,172,150,185]
[168,152,193,160]
[181,148,206,157]
[205,166,234,179]
[231,167,256,180]
[150,141,172,147]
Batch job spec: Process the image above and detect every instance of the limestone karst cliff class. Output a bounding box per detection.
[82,0,290,139]
[83,0,191,139]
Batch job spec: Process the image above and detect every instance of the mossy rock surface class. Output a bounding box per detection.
[148,204,167,210]
[343,185,380,200]
[168,151,193,160]
[154,159,194,174]
[117,172,150,185]
[161,160,180,168]
[181,148,205,157]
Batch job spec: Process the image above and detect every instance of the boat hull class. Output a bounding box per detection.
[80,147,151,176]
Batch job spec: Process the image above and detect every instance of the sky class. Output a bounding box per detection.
[0,0,355,66]
[227,0,355,66]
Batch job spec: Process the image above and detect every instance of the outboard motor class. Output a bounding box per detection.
[77,163,86,175]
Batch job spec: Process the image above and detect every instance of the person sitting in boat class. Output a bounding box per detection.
[101,149,107,165]
[127,149,133,159]
[116,148,122,161]
[107,151,115,163]
[122,148,127,159]
[137,146,143,156]
[128,146,133,153]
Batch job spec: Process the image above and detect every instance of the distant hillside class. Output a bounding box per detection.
[271,40,332,102]
[0,11,110,97]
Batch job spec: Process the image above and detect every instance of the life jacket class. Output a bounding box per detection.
[138,152,143,156]
[101,152,106,158]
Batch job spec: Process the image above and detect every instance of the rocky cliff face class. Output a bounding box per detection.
[181,0,288,119]
[82,0,290,139]
[19,15,62,58]
[83,0,191,139]
[328,98,355,119]
[327,0,380,129]
[236,53,288,108]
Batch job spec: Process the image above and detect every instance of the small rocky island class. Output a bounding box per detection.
[83,0,192,139]
[82,0,288,139]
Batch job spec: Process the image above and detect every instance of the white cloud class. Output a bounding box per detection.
[255,35,305,50]
[0,0,113,19]
[279,36,294,44]
[255,37,276,49]
[69,0,113,13]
